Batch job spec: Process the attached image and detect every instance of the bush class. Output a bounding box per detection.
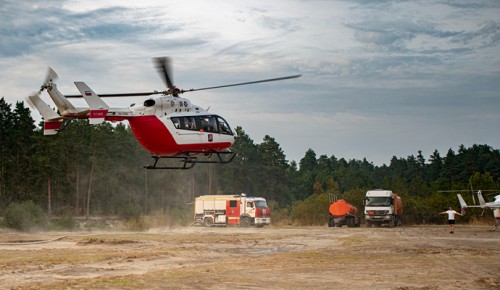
[50,214,77,230]
[4,201,48,231]
[291,193,330,226]
[118,202,142,221]
[268,200,292,226]
[125,216,146,231]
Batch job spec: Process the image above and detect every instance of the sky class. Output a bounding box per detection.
[1,0,499,166]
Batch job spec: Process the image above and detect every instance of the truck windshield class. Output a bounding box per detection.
[365,197,391,206]
[254,200,268,208]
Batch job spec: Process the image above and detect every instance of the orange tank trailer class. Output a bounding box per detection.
[328,199,360,227]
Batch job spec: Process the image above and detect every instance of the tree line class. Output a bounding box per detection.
[1,98,499,226]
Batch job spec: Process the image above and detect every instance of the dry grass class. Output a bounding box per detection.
[0,226,499,289]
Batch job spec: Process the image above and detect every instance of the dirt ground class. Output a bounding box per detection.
[0,225,499,290]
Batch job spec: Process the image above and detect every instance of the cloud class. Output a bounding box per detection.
[0,2,183,58]
[452,20,500,47]
[1,0,499,166]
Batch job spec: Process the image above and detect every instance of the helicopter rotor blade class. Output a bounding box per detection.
[39,67,59,92]
[45,67,59,83]
[153,57,177,96]
[65,91,163,98]
[185,74,302,93]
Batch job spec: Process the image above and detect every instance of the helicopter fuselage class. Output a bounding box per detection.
[125,96,236,156]
[86,94,235,157]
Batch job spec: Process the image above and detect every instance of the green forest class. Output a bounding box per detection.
[1,98,499,229]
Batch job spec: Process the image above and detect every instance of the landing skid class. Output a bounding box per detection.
[144,151,237,170]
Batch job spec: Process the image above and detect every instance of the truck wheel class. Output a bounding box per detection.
[389,219,395,228]
[203,217,213,227]
[240,217,251,227]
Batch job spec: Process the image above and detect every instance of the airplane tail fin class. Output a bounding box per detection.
[27,93,63,135]
[477,190,486,206]
[44,67,77,115]
[457,194,468,215]
[74,82,109,125]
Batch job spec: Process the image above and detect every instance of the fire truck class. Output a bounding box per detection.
[194,194,271,227]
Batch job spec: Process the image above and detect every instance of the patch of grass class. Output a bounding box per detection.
[340,236,366,246]
[50,214,77,231]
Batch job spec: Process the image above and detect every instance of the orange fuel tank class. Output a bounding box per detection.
[329,199,358,217]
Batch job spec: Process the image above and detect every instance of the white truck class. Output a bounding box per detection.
[193,194,271,227]
[364,189,403,227]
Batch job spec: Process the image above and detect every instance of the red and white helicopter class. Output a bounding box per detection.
[28,57,300,169]
[457,190,500,231]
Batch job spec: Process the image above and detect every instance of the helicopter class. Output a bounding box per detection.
[28,57,301,169]
[457,190,500,231]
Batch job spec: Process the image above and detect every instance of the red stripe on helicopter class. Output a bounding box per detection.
[127,116,232,156]
[44,121,62,130]
[90,110,108,118]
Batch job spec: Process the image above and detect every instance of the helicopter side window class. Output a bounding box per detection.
[208,116,218,133]
[171,117,180,129]
[144,99,155,107]
[199,116,218,132]
[182,117,196,130]
[217,116,233,135]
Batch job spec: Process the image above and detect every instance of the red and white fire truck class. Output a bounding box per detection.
[194,194,271,227]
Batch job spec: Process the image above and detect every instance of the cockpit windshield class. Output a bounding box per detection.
[365,197,391,206]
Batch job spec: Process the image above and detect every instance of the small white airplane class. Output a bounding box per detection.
[457,190,500,231]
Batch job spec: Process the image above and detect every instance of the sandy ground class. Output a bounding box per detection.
[0,225,499,289]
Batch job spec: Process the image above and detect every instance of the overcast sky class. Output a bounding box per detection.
[1,0,499,165]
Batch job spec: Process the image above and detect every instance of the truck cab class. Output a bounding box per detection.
[364,189,403,227]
